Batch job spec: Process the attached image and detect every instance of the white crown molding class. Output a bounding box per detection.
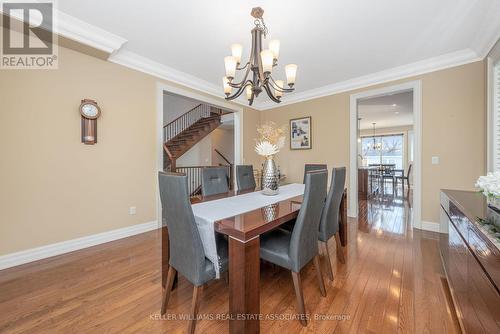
[477,28,500,59]
[110,50,249,108]
[0,5,127,55]
[54,10,127,55]
[255,49,481,110]
[473,2,500,59]
[0,221,158,270]
[109,48,481,112]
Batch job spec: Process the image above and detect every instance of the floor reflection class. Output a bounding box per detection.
[358,186,413,236]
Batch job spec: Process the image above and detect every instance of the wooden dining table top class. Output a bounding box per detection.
[191,188,303,242]
[190,186,348,246]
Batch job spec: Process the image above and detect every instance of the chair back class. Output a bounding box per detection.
[236,165,256,191]
[406,164,413,178]
[319,167,346,242]
[380,164,394,176]
[158,172,208,285]
[289,170,327,272]
[303,164,327,183]
[201,167,229,196]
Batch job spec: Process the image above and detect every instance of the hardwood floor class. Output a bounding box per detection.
[0,195,460,333]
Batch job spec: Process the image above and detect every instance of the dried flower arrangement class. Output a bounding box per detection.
[255,122,286,157]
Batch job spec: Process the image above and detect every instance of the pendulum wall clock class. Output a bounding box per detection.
[79,99,101,145]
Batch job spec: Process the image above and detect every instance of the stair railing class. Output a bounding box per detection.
[163,104,215,143]
[214,149,234,188]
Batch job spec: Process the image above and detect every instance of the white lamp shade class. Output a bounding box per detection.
[260,49,274,73]
[224,56,237,79]
[269,40,280,59]
[246,85,253,100]
[231,44,243,64]
[275,80,284,98]
[285,64,297,85]
[222,76,231,95]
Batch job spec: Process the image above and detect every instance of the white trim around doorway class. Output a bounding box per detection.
[349,80,422,230]
[156,82,244,227]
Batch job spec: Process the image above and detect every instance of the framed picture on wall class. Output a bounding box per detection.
[290,116,312,150]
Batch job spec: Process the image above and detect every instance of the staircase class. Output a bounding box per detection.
[163,104,224,170]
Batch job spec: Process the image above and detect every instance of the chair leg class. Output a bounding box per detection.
[187,285,202,334]
[161,266,177,315]
[322,241,334,281]
[335,233,346,264]
[313,255,326,297]
[291,271,307,326]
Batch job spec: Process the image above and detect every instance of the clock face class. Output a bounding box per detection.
[80,103,100,119]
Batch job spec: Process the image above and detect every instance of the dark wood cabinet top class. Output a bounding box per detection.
[441,189,488,224]
[441,189,500,292]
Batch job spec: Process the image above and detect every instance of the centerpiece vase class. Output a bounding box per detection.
[261,156,279,195]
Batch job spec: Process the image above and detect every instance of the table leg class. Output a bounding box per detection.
[229,236,260,334]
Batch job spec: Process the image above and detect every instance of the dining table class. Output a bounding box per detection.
[161,184,348,333]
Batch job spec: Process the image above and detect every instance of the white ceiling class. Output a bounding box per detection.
[56,0,500,109]
[358,91,413,130]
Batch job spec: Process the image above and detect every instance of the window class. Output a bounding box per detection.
[408,130,414,163]
[361,134,404,169]
[491,61,500,171]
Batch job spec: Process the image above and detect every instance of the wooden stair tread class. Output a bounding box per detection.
[164,113,222,169]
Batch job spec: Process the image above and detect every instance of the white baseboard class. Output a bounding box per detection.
[419,221,441,233]
[0,221,159,271]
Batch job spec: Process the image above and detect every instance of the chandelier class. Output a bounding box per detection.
[368,123,382,150]
[222,7,297,106]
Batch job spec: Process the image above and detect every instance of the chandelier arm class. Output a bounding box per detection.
[225,80,253,101]
[262,82,282,103]
[229,63,252,87]
[236,61,250,71]
[268,75,295,92]
[229,52,255,87]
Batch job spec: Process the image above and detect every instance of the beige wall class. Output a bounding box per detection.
[0,45,259,255]
[211,128,234,165]
[242,107,262,167]
[0,46,157,255]
[261,61,486,223]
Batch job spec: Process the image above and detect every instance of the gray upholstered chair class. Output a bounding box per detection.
[159,172,228,334]
[236,165,256,191]
[259,170,328,326]
[319,167,346,281]
[201,167,229,196]
[303,164,327,183]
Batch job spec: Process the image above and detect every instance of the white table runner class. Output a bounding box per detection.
[192,183,305,278]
